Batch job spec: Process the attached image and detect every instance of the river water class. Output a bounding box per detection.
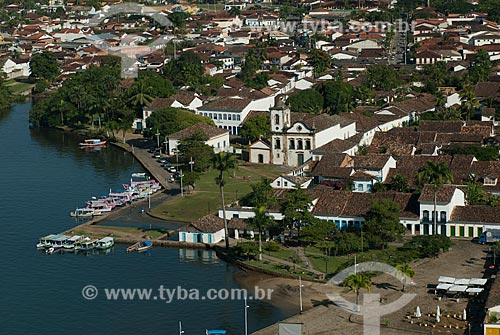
[0,103,290,334]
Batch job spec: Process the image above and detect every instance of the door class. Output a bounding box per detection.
[297,153,304,165]
[258,154,264,164]
[450,226,456,237]
[459,226,465,237]
[468,227,474,237]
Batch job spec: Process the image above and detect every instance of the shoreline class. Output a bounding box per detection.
[54,125,317,332]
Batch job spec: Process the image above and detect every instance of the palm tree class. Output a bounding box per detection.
[343,273,371,308]
[129,80,153,109]
[460,83,479,121]
[247,206,274,261]
[418,161,453,235]
[212,152,238,250]
[396,263,415,292]
[466,182,486,205]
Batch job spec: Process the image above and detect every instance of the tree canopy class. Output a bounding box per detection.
[29,51,59,82]
[287,89,324,114]
[239,114,270,142]
[145,107,214,139]
[177,132,214,172]
[363,199,405,249]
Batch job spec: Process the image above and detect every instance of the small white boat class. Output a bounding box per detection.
[96,237,114,250]
[79,139,106,147]
[75,238,98,252]
[37,234,56,249]
[70,208,101,218]
[63,235,84,250]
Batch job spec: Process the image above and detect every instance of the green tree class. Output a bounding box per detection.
[128,80,153,109]
[390,174,409,192]
[137,71,175,98]
[29,51,59,82]
[182,171,201,192]
[287,89,324,114]
[168,12,190,28]
[315,80,354,114]
[418,161,453,235]
[212,152,238,250]
[465,181,486,205]
[247,206,274,261]
[281,186,314,243]
[145,107,214,138]
[396,264,415,292]
[309,49,332,78]
[460,82,480,120]
[239,114,270,142]
[177,132,215,172]
[404,235,452,258]
[468,49,492,83]
[365,65,400,91]
[244,178,275,208]
[0,74,12,110]
[302,220,337,243]
[343,273,371,308]
[245,72,270,90]
[163,51,204,87]
[239,49,264,82]
[228,6,241,16]
[364,199,405,249]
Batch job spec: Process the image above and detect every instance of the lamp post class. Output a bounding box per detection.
[299,276,304,313]
[155,129,160,150]
[180,169,184,197]
[244,296,249,335]
[189,157,194,172]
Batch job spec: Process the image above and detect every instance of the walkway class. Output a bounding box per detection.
[261,254,325,278]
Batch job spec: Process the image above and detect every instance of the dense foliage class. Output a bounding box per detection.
[239,114,271,142]
[145,107,214,139]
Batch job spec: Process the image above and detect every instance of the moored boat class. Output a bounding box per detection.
[79,139,106,147]
[63,235,84,250]
[96,237,114,250]
[70,208,101,218]
[126,240,152,252]
[75,238,98,252]
[37,234,56,249]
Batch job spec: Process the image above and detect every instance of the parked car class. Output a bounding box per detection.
[153,152,161,158]
[158,158,168,164]
[168,167,177,173]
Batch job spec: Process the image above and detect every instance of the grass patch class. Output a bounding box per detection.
[7,81,33,94]
[245,260,318,281]
[267,248,303,265]
[307,254,350,276]
[150,163,284,222]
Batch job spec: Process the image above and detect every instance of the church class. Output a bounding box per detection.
[249,100,357,167]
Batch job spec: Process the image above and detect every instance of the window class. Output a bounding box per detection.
[305,139,311,150]
[484,176,497,186]
[232,214,239,218]
[275,114,280,125]
[223,140,226,147]
[277,181,280,186]
[213,113,217,120]
[219,113,222,120]
[289,139,295,149]
[236,115,240,121]
[367,184,372,191]
[209,113,213,119]
[275,138,281,149]
[358,184,363,191]
[223,114,227,120]
[440,211,447,223]
[297,139,303,150]
[284,181,288,187]
[228,114,232,120]
[423,210,429,221]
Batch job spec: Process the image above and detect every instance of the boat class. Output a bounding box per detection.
[127,240,152,252]
[137,240,153,252]
[75,238,98,252]
[206,330,227,335]
[37,234,56,249]
[63,235,84,250]
[96,237,114,250]
[79,139,106,147]
[70,208,101,218]
[45,234,69,254]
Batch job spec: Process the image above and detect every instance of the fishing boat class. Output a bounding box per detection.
[96,237,114,250]
[70,208,101,218]
[63,235,84,250]
[37,234,56,249]
[79,139,107,147]
[127,240,152,252]
[75,238,98,252]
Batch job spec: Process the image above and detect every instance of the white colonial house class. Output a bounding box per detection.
[270,175,313,189]
[178,214,248,244]
[249,139,271,164]
[167,123,230,156]
[197,96,275,135]
[2,58,31,79]
[418,184,465,235]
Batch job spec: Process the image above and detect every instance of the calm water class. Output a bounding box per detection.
[0,103,289,334]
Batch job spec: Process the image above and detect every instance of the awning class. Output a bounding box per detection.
[469,278,487,286]
[466,287,484,294]
[436,283,453,290]
[438,276,456,284]
[454,278,471,285]
[448,285,468,292]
